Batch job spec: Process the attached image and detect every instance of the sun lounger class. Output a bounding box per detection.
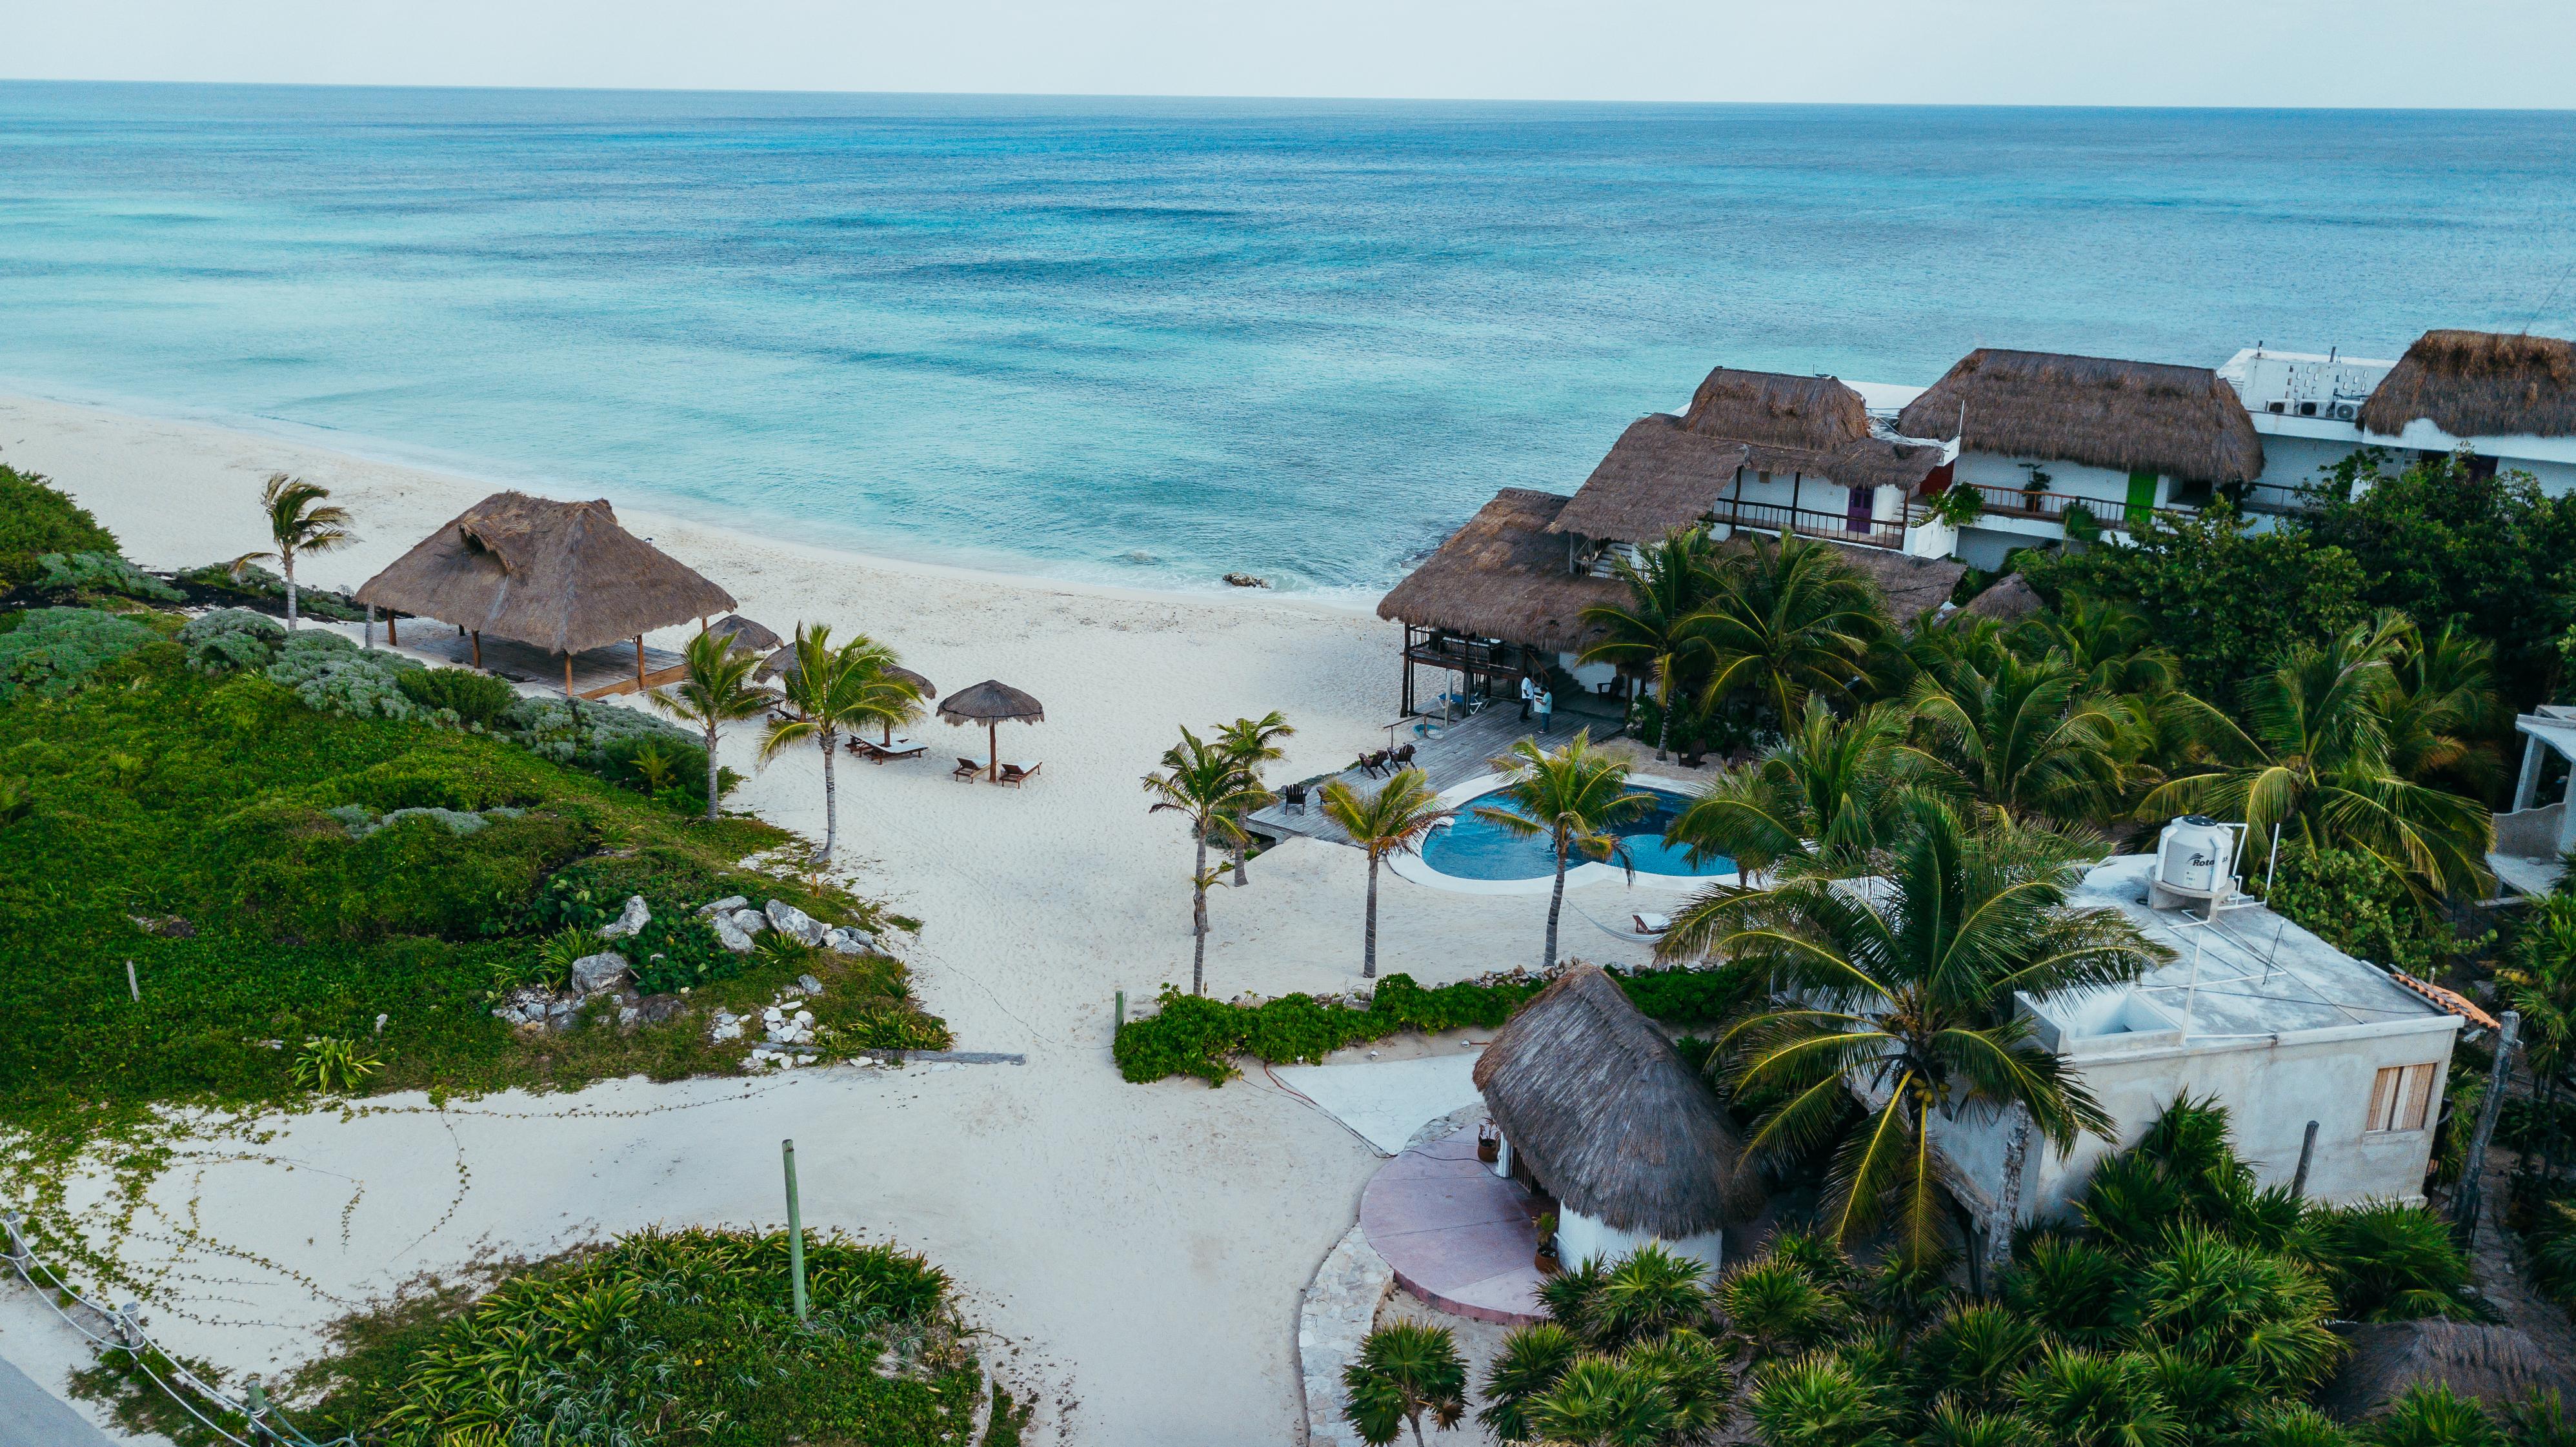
[1633,913,1671,936]
[952,757,985,782]
[852,734,927,764]
[996,760,1042,787]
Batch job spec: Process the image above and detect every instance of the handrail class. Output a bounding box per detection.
[1949,483,2200,532]
[1,1211,354,1447]
[1713,498,1915,551]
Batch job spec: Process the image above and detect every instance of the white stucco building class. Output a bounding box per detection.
[1938,851,2478,1235]
[2221,332,2576,501]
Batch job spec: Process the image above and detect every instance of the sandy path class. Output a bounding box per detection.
[0,392,1683,1443]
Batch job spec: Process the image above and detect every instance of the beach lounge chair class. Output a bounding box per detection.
[1390,743,1416,770]
[1633,913,1671,937]
[1282,782,1308,813]
[952,757,985,782]
[852,734,927,764]
[996,760,1041,787]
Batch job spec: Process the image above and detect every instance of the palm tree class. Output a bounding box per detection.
[2142,612,2493,902]
[2383,617,2504,798]
[1662,698,1920,882]
[1320,767,1450,978]
[1214,711,1294,885]
[1907,651,2128,829]
[1143,727,1267,995]
[760,624,910,869]
[650,629,774,821]
[2501,893,2576,1180]
[2012,594,2182,699]
[228,472,354,630]
[1684,533,1889,733]
[1681,800,2169,1267]
[1342,1320,1469,1447]
[1580,528,1716,760]
[1476,730,1655,969]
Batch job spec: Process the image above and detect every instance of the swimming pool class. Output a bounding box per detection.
[1417,787,1735,882]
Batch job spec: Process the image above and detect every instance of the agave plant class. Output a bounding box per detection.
[293,1035,383,1094]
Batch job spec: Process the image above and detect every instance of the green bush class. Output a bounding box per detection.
[79,1228,989,1447]
[263,630,428,720]
[394,665,519,728]
[0,607,157,703]
[177,607,285,671]
[1113,967,1741,1084]
[2267,843,2479,976]
[174,560,367,621]
[34,552,184,602]
[0,465,119,587]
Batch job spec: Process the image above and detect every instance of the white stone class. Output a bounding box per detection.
[709,913,755,953]
[732,909,769,935]
[764,899,829,946]
[798,973,826,996]
[569,952,630,996]
[696,895,747,916]
[709,1012,744,1043]
[823,927,872,955]
[792,1010,814,1026]
[596,895,651,940]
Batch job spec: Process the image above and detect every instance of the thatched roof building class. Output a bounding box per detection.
[356,492,736,655]
[1897,349,2266,483]
[2360,329,2576,440]
[1836,544,1967,623]
[1682,369,1872,451]
[1960,572,2042,623]
[1547,413,1946,546]
[1378,489,1625,653]
[1473,965,1764,1239]
[2318,1321,2575,1424]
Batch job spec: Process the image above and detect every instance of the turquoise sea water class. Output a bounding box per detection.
[4,83,2574,593]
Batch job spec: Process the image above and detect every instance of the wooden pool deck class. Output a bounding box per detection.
[1245,702,1622,849]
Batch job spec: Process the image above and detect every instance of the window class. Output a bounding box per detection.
[2366,1063,2440,1135]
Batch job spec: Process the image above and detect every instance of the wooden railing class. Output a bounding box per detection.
[1950,483,2200,533]
[1713,498,1920,552]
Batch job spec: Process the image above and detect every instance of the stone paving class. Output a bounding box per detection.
[1357,1124,1545,1325]
[1298,1223,1395,1447]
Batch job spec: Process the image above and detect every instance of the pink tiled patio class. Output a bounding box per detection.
[1358,1123,1547,1324]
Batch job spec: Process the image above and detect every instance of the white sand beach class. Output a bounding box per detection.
[0,392,1684,1444]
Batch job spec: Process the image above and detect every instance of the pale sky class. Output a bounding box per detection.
[8,0,2575,108]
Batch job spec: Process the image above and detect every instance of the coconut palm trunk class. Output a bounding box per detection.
[1191,827,1210,994]
[703,724,723,820]
[1363,854,1382,978]
[1654,651,1677,760]
[818,729,840,867]
[283,548,299,629]
[1545,833,1569,968]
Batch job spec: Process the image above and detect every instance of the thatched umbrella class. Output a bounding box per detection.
[709,614,782,654]
[760,650,936,743]
[938,679,1043,781]
[2318,1321,2574,1423]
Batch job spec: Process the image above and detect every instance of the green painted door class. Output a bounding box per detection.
[2124,471,2158,532]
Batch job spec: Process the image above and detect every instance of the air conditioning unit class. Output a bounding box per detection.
[2328,400,2361,421]
[2296,401,2319,417]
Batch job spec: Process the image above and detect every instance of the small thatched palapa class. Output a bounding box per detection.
[2359,329,2576,440]
[355,492,736,655]
[1379,489,1625,653]
[710,614,782,654]
[1473,964,1764,1238]
[1683,368,1871,451]
[2318,1321,2575,1424]
[1898,349,2265,484]
[1960,572,2042,623]
[1825,541,1967,624]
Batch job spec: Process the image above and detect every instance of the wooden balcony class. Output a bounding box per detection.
[1950,483,2193,533]
[1713,498,1919,552]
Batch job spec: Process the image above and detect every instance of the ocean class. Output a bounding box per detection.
[3,83,2573,594]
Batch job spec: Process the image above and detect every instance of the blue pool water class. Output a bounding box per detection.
[3,85,2573,592]
[1420,787,1735,882]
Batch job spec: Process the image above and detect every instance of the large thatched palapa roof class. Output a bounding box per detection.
[1473,965,1764,1237]
[355,492,736,655]
[2318,1321,2575,1424]
[1898,349,2265,483]
[1960,572,2042,622]
[1378,489,1625,652]
[2360,329,2576,440]
[1683,368,1871,451]
[1828,541,1967,624]
[1547,417,1749,543]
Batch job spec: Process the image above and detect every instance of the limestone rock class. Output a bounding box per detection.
[765,899,828,946]
[709,1011,745,1042]
[696,895,748,916]
[634,993,683,1025]
[823,927,873,955]
[597,895,651,939]
[797,973,825,997]
[570,952,631,995]
[709,912,756,953]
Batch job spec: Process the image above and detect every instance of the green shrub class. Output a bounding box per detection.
[263,630,427,720]
[34,552,184,602]
[394,666,519,729]
[0,607,156,703]
[628,911,738,995]
[501,694,696,772]
[174,560,367,621]
[2267,843,2479,976]
[0,465,119,587]
[178,607,285,671]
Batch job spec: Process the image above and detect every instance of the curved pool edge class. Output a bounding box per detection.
[1391,771,1740,896]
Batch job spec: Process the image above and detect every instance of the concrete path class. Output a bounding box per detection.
[1358,1124,1546,1324]
[0,1357,116,1447]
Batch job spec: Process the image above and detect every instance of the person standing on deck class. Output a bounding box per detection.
[1535,687,1553,736]
[1519,672,1536,720]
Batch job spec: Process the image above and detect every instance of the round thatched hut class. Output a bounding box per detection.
[2318,1321,2575,1424]
[1471,964,1763,1272]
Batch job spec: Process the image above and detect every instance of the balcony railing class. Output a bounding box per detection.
[1713,498,1920,552]
[1949,483,2198,533]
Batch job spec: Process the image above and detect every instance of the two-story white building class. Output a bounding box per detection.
[2222,329,2576,500]
[1893,349,2269,571]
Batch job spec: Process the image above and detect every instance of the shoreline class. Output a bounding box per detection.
[0,384,1394,620]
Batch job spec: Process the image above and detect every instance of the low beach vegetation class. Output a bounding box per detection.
[74,1227,1011,1447]
[0,462,121,589]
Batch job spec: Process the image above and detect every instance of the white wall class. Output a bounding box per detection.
[1940,1016,2462,1225]
[1556,1208,1725,1276]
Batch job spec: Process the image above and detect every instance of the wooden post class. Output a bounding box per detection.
[470,631,481,669]
[2290,1120,2320,1198]
[387,613,399,646]
[635,636,647,692]
[364,603,376,651]
[2455,1010,2521,1242]
[782,1139,808,1321]
[1789,471,1803,534]
[564,654,575,698]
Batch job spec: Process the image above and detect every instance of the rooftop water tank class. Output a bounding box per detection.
[2153,815,2242,909]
